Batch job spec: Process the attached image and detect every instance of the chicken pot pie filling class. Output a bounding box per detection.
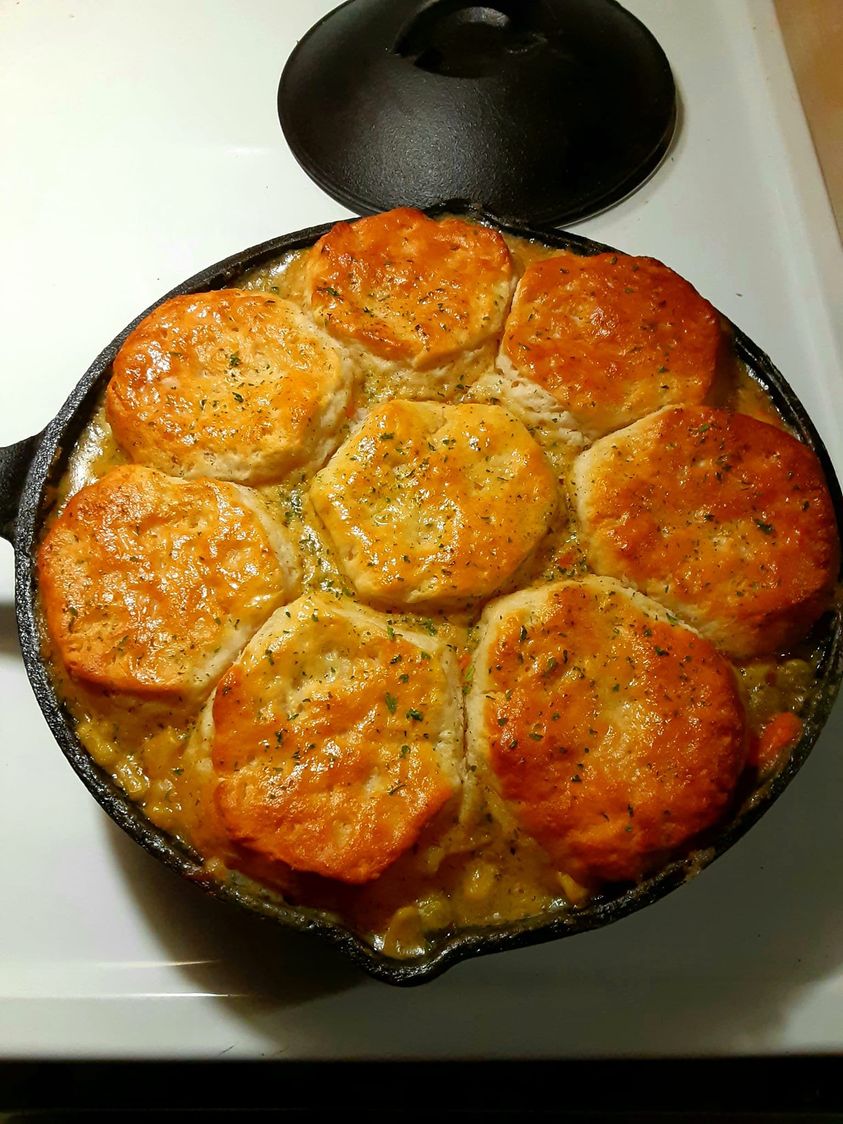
[37,210,839,959]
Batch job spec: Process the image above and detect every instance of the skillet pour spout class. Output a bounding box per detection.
[2,206,842,986]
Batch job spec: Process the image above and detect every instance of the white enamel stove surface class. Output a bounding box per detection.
[1,0,842,1059]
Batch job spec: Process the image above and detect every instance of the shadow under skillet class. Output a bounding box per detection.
[102,816,362,1011]
[102,697,843,1058]
[0,599,22,660]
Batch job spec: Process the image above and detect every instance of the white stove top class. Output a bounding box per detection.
[1,0,842,1059]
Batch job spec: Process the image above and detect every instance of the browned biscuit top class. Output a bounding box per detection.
[500,252,721,438]
[467,577,747,885]
[38,465,298,700]
[311,399,558,608]
[307,207,514,370]
[210,594,463,884]
[107,290,351,484]
[573,406,839,658]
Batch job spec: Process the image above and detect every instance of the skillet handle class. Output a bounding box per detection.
[0,433,43,545]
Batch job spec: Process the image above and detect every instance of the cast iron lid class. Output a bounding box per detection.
[279,0,677,226]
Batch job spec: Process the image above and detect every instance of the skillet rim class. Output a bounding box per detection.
[5,203,843,986]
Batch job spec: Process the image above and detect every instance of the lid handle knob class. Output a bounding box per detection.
[394,1,547,78]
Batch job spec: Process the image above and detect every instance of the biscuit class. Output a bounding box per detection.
[209,594,463,883]
[107,290,351,484]
[310,400,558,608]
[466,576,746,884]
[500,252,721,438]
[573,406,839,658]
[307,207,514,374]
[38,465,298,700]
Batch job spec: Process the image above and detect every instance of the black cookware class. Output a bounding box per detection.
[2,206,841,985]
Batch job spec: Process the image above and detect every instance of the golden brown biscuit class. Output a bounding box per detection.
[500,252,721,438]
[38,465,298,700]
[107,290,351,484]
[209,594,463,884]
[307,207,514,372]
[572,406,839,659]
[310,400,558,609]
[467,577,746,885]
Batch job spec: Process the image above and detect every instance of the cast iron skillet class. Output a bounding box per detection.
[2,204,842,986]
